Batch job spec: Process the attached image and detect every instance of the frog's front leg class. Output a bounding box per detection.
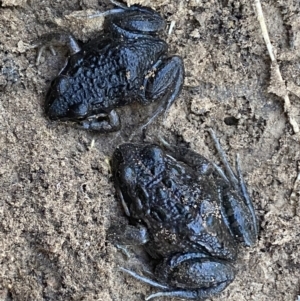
[107,222,149,259]
[141,56,184,128]
[78,110,120,131]
[121,252,235,300]
[107,223,149,246]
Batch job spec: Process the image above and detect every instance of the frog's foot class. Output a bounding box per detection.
[78,109,120,132]
[208,128,258,246]
[79,0,126,20]
[120,267,169,290]
[144,283,229,301]
[33,32,81,65]
[109,0,127,8]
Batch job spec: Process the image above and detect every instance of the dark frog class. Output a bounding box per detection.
[40,4,184,131]
[108,130,258,300]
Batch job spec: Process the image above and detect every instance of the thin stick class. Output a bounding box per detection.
[290,161,300,207]
[254,0,299,133]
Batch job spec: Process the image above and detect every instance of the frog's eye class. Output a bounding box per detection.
[152,145,164,156]
[142,145,165,174]
[120,166,136,187]
[56,77,70,94]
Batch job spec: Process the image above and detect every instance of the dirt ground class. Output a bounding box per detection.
[1,0,300,300]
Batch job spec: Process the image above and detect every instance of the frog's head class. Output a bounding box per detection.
[45,76,89,121]
[112,143,166,217]
[112,143,165,179]
[112,143,166,196]
[111,143,141,180]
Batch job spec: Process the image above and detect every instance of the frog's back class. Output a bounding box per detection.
[132,157,237,260]
[59,36,168,111]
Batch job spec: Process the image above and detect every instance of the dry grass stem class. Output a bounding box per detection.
[254,0,299,133]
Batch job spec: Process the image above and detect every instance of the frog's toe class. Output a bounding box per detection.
[33,32,81,65]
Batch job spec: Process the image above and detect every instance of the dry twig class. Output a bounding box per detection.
[290,161,300,208]
[254,0,299,133]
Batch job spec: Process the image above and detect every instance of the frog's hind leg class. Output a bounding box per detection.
[137,56,184,132]
[147,56,184,117]
[160,130,258,246]
[208,129,258,246]
[158,136,214,176]
[120,252,235,300]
